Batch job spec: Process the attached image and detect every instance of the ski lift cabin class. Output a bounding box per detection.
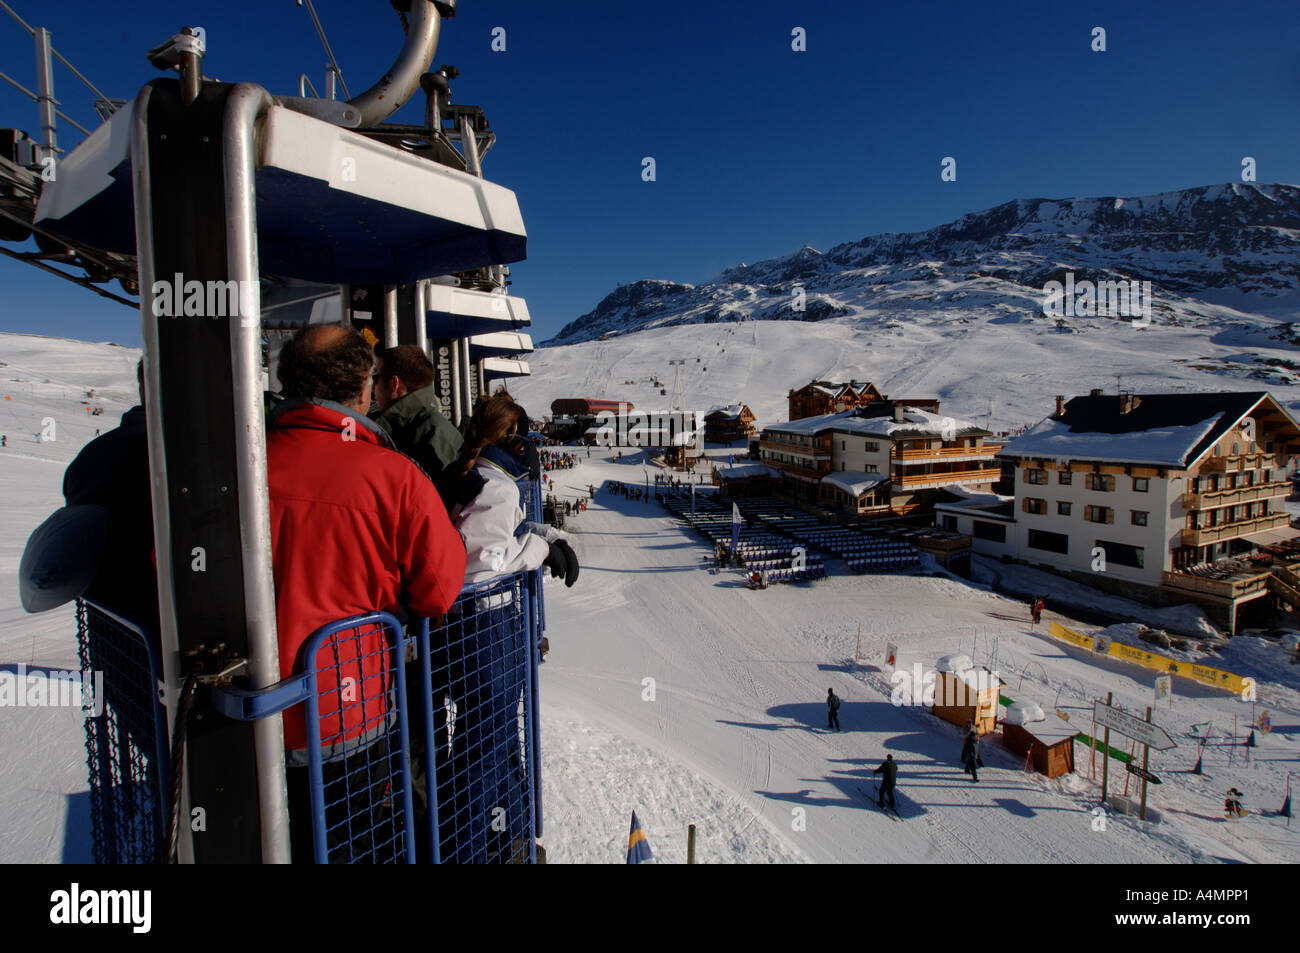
[3,0,547,863]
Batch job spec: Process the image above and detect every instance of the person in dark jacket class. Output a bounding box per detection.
[371,344,468,512]
[61,360,158,629]
[826,688,841,731]
[873,753,897,810]
[961,727,981,782]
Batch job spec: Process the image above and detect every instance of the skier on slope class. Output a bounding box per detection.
[873,754,898,811]
[827,688,842,731]
[1224,787,1246,818]
[961,724,981,782]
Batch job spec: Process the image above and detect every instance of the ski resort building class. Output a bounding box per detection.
[704,404,757,444]
[757,405,1001,514]
[787,380,884,419]
[786,380,942,423]
[936,391,1300,632]
[547,397,633,443]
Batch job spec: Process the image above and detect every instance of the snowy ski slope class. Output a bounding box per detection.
[1,333,1296,863]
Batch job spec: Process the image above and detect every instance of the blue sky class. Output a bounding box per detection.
[1,0,1298,346]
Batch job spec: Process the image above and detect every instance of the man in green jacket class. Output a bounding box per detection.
[371,344,466,511]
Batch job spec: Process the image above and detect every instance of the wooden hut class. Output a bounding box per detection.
[1001,710,1080,778]
[930,658,1002,736]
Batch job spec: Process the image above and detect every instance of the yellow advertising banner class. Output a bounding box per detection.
[1049,621,1094,651]
[1046,622,1248,696]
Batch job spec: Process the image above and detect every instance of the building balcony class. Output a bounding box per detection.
[1200,452,1274,473]
[1161,569,1272,601]
[1180,511,1290,547]
[892,466,1002,490]
[759,438,831,458]
[894,444,1003,464]
[765,459,832,481]
[1182,480,1289,510]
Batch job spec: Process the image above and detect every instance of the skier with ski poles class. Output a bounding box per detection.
[874,754,898,811]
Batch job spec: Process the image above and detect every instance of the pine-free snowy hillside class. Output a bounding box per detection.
[517,184,1300,434]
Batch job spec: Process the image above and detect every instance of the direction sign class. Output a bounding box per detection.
[1093,701,1177,751]
[1125,763,1162,784]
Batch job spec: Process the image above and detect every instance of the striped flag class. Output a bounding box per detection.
[626,811,654,864]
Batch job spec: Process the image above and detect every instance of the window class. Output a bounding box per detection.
[1131,510,1148,526]
[841,440,846,451]
[1057,501,1072,516]
[865,441,878,452]
[1058,470,1073,485]
[1085,473,1115,492]
[1026,469,1047,485]
[942,515,958,531]
[1096,539,1144,569]
[865,464,878,473]
[1024,498,1047,515]
[840,462,845,471]
[1027,529,1069,554]
[973,520,1007,543]
[1084,505,1114,524]
[1133,477,1149,492]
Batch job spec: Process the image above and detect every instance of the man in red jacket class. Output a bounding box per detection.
[269,324,467,861]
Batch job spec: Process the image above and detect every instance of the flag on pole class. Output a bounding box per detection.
[626,811,654,864]
[731,502,741,552]
[885,642,898,669]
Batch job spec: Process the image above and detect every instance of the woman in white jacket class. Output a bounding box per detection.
[438,390,578,861]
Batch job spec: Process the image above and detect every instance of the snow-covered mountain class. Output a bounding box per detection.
[514,184,1300,434]
[547,183,1300,345]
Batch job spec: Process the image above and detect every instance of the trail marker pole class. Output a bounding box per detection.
[855,624,861,665]
[687,823,696,864]
[1090,707,1097,780]
[1139,707,1152,821]
[1101,692,1112,803]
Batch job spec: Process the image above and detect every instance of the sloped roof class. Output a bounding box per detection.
[766,407,987,439]
[1001,392,1289,468]
[822,471,889,497]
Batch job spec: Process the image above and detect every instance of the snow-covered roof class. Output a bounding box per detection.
[717,463,781,481]
[821,471,889,497]
[1000,392,1294,469]
[1006,710,1080,745]
[766,407,985,439]
[707,404,750,419]
[1002,414,1224,468]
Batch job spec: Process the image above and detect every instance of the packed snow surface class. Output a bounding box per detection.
[2,333,1298,864]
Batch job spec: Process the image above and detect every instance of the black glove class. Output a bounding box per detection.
[543,538,580,587]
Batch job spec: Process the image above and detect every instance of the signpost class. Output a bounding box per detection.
[1094,700,1176,821]
[1125,763,1162,785]
[1093,701,1176,750]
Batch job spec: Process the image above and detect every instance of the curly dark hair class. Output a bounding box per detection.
[277,324,374,405]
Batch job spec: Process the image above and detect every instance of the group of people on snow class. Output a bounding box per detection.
[605,480,649,502]
[51,326,584,862]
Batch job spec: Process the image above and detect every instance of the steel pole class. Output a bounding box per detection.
[383,286,399,347]
[224,83,291,864]
[129,83,188,859]
[414,280,428,356]
[33,27,56,160]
